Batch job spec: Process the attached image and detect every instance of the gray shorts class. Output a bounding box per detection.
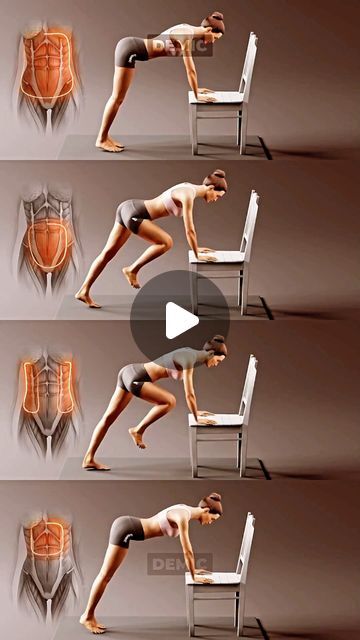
[109,515,145,548]
[116,199,151,234]
[117,363,151,397]
[115,37,149,68]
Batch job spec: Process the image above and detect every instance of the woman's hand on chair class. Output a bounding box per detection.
[198,410,215,416]
[196,94,216,103]
[197,416,217,425]
[198,88,215,94]
[194,575,214,584]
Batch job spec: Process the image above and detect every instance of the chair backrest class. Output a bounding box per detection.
[240,190,259,264]
[236,512,256,584]
[239,32,258,103]
[238,355,258,425]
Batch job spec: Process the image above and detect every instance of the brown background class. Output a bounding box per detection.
[0,0,359,158]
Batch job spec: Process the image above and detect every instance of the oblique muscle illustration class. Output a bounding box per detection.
[15,349,81,459]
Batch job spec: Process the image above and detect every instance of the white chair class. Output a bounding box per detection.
[188,355,258,478]
[185,512,256,637]
[188,32,258,155]
[189,190,259,316]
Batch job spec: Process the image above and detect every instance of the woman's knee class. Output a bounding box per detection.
[101,247,117,262]
[110,94,124,110]
[160,234,173,252]
[165,394,176,410]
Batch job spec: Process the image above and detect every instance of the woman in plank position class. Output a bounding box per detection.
[80,492,223,634]
[75,169,227,307]
[96,12,225,152]
[82,335,227,471]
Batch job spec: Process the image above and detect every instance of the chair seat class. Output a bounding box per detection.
[188,413,244,427]
[189,250,245,264]
[188,91,244,104]
[185,571,241,585]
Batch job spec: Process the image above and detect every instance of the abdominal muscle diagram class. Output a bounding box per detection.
[13,513,81,623]
[14,22,81,132]
[14,183,80,296]
[14,350,81,459]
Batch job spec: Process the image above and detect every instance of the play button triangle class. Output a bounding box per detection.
[166,302,199,339]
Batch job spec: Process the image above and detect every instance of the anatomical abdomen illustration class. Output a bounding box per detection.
[17,24,81,131]
[17,183,79,296]
[17,514,81,622]
[17,351,80,458]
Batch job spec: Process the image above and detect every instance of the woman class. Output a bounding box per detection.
[82,335,227,470]
[96,12,225,152]
[80,492,223,634]
[75,169,227,307]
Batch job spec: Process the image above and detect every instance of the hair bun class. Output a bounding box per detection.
[213,335,225,344]
[212,12,224,20]
[210,492,222,501]
[214,169,226,177]
[202,169,228,193]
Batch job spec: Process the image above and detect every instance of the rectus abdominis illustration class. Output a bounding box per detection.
[17,183,80,295]
[17,513,81,622]
[16,350,80,458]
[17,23,81,131]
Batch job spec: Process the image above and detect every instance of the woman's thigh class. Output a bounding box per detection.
[136,219,172,245]
[99,543,128,580]
[139,381,175,405]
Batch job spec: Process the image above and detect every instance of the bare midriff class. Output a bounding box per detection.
[144,38,168,59]
[140,515,164,539]
[143,361,168,381]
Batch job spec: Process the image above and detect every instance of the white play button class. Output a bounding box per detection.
[166,302,199,339]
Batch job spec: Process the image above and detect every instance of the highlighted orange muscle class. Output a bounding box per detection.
[30,520,65,558]
[23,362,39,413]
[21,29,74,107]
[23,220,73,272]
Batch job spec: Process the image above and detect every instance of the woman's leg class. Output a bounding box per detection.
[82,387,132,470]
[122,220,173,288]
[80,543,128,634]
[96,67,135,152]
[76,222,131,307]
[128,382,176,449]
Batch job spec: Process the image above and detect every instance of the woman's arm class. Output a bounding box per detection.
[183,367,217,424]
[181,40,215,102]
[176,516,213,583]
[181,192,217,261]
[183,367,198,422]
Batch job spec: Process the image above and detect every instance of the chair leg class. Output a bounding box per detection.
[237,585,245,636]
[189,104,198,155]
[239,107,248,155]
[241,268,249,315]
[190,267,198,315]
[189,428,198,478]
[240,429,247,478]
[237,271,243,307]
[237,111,242,146]
[234,591,239,627]
[236,434,241,470]
[187,585,195,636]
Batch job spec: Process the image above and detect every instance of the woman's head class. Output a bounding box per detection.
[203,335,227,367]
[201,12,225,42]
[203,169,227,202]
[198,492,223,524]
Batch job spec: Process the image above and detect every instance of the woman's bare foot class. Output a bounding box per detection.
[122,267,140,289]
[95,136,124,153]
[80,613,106,634]
[108,136,124,149]
[75,289,102,308]
[82,455,111,471]
[128,428,146,449]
